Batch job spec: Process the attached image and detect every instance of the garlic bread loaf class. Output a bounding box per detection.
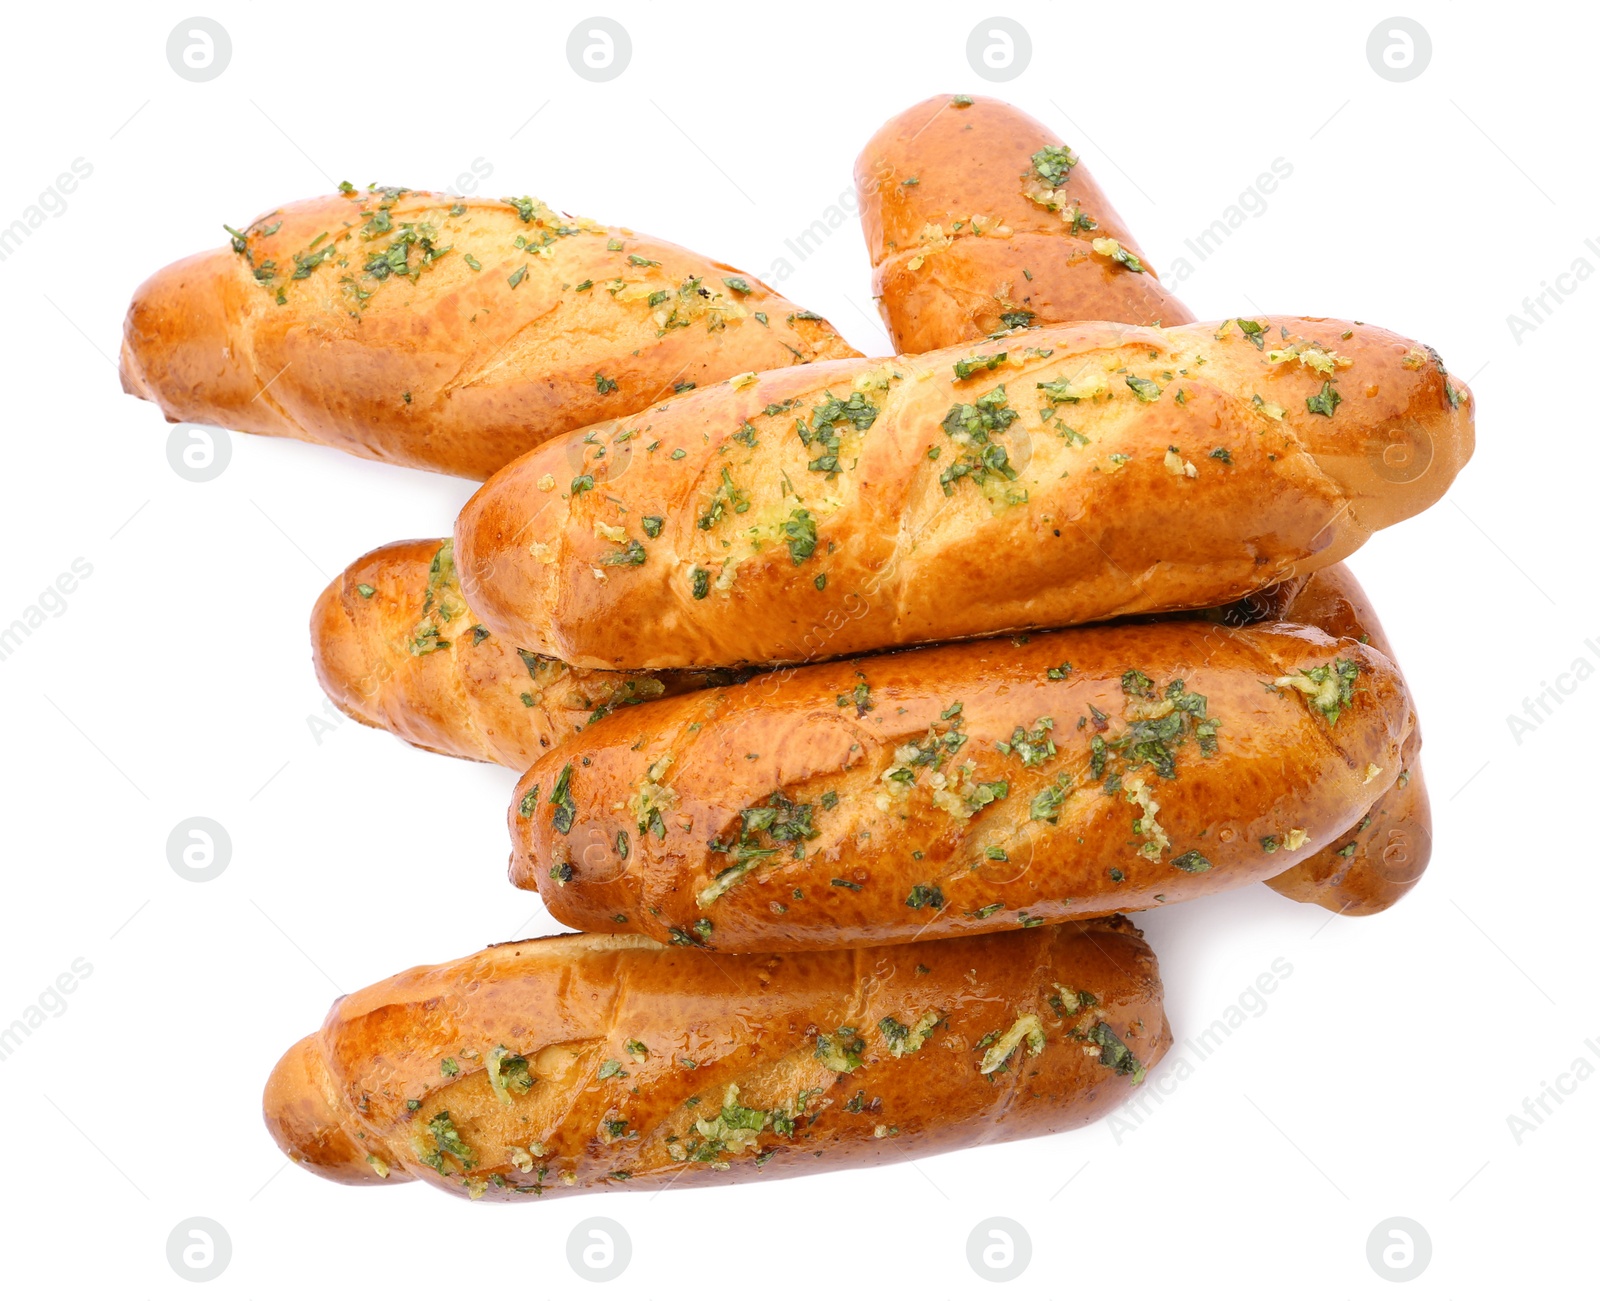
[507,621,1411,951]
[264,920,1168,1199]
[312,539,731,766]
[121,187,859,480]
[1255,566,1430,915]
[856,94,1193,351]
[456,316,1474,669]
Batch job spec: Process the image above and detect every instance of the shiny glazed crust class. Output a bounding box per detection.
[263,920,1169,1200]
[455,316,1474,668]
[1260,567,1431,914]
[508,621,1411,951]
[120,188,859,480]
[855,94,1194,351]
[311,539,729,767]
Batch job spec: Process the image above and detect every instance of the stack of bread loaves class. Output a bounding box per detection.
[122,96,1472,1201]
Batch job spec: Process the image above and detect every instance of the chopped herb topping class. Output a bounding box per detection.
[997,717,1056,767]
[836,676,871,717]
[1305,380,1342,417]
[781,509,817,565]
[1273,658,1361,724]
[1029,780,1069,822]
[954,352,1006,380]
[978,1013,1046,1074]
[1092,676,1219,783]
[796,391,879,476]
[814,1027,865,1074]
[1031,145,1078,188]
[697,467,751,529]
[879,1011,942,1057]
[1091,237,1145,273]
[1087,1022,1145,1082]
[601,538,647,567]
[417,1110,476,1174]
[549,762,577,834]
[486,1046,534,1104]
[698,791,820,907]
[939,385,1020,496]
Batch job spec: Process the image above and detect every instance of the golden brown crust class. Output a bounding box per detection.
[121,189,860,480]
[1261,566,1431,914]
[263,921,1168,1200]
[262,1034,379,1185]
[311,539,728,767]
[508,621,1411,951]
[855,95,1194,351]
[456,316,1474,669]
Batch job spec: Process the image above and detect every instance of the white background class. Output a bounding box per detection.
[0,2,1592,1295]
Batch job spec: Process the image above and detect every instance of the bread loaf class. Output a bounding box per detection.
[312,539,729,766]
[456,316,1474,668]
[264,920,1167,1199]
[855,94,1193,351]
[1256,567,1430,914]
[507,620,1411,951]
[121,187,859,479]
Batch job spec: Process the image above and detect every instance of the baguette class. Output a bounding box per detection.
[120,187,859,480]
[1256,567,1430,914]
[312,539,731,767]
[263,920,1167,1199]
[506,621,1411,952]
[855,95,1193,351]
[456,316,1474,669]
